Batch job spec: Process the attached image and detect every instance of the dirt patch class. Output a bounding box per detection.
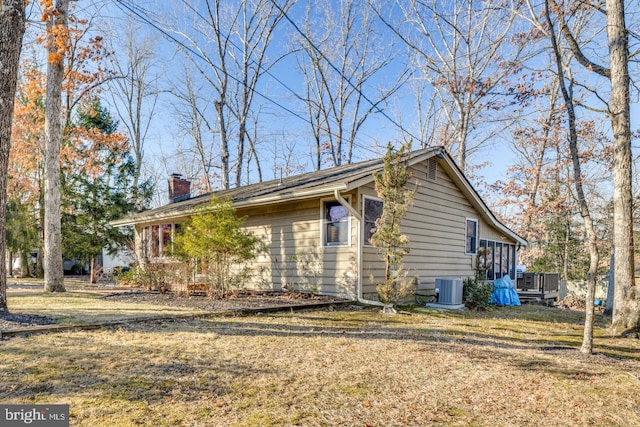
[0,313,55,330]
[101,289,348,311]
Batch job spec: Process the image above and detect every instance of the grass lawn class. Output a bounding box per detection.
[5,290,205,325]
[1,299,639,426]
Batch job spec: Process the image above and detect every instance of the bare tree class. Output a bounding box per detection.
[108,19,160,196]
[44,0,70,293]
[544,0,599,353]
[165,0,292,189]
[171,69,217,192]
[0,0,27,312]
[376,0,526,171]
[295,0,405,169]
[547,0,638,335]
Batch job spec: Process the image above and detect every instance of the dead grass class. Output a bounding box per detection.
[1,304,639,426]
[5,291,204,324]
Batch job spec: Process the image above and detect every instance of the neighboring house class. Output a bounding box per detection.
[111,146,526,302]
[97,247,135,276]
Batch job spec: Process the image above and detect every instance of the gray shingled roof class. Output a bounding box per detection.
[111,147,439,226]
[110,146,527,247]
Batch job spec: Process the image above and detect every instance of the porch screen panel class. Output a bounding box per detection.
[501,243,508,278]
[486,241,495,280]
[510,245,516,279]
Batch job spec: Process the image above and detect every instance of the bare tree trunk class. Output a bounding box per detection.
[297,0,403,168]
[89,257,97,284]
[0,0,26,313]
[109,21,159,201]
[606,0,638,335]
[377,0,523,172]
[545,0,599,353]
[215,99,230,189]
[547,0,638,336]
[44,0,69,293]
[563,218,570,282]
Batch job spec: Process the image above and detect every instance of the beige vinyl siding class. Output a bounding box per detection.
[239,196,358,299]
[134,153,521,301]
[361,159,515,299]
[478,217,509,242]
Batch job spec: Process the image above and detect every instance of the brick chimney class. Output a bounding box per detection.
[168,174,191,203]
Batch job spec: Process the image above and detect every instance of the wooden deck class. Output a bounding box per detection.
[516,273,560,304]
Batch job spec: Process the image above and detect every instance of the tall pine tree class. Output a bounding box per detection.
[62,99,149,282]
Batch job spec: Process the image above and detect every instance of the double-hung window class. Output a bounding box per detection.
[465,218,478,254]
[324,201,349,246]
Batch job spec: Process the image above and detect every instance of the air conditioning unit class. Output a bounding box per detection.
[436,278,463,305]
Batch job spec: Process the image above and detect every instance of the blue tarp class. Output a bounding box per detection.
[490,275,521,306]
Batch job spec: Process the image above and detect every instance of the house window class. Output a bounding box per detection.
[363,196,383,245]
[150,225,160,258]
[479,238,517,280]
[324,201,349,246]
[161,224,172,255]
[142,223,181,258]
[465,218,478,254]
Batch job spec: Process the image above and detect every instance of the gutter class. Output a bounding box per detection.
[112,184,350,228]
[333,189,385,307]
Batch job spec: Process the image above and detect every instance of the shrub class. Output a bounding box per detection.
[116,263,187,294]
[374,270,418,306]
[463,276,493,311]
[369,142,416,307]
[172,196,265,298]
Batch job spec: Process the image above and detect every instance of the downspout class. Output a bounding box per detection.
[334,189,385,307]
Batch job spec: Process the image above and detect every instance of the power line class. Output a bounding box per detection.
[111,0,406,156]
[268,0,425,145]
[112,0,312,125]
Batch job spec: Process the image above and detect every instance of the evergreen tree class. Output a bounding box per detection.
[370,142,416,306]
[62,99,150,282]
[6,198,38,277]
[172,196,264,298]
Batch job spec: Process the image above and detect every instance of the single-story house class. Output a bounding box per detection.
[111,146,526,303]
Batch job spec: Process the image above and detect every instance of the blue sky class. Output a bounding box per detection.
[93,0,637,210]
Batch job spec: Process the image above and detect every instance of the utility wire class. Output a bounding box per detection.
[269,0,425,146]
[111,0,407,154]
[112,0,312,126]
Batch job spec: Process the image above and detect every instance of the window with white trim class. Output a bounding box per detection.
[323,201,349,246]
[363,196,383,245]
[465,218,478,254]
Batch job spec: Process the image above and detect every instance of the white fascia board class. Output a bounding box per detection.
[111,184,349,228]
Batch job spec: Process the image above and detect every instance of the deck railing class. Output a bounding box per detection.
[519,272,559,293]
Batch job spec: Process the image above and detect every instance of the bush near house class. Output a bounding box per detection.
[116,263,191,294]
[463,276,493,311]
[370,142,416,306]
[171,196,265,298]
